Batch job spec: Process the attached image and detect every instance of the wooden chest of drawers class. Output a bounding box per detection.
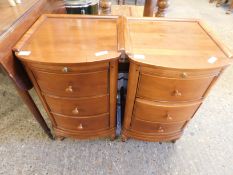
[14,15,121,140]
[122,18,232,142]
[14,15,231,142]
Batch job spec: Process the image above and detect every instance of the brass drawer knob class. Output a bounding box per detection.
[157,126,164,133]
[173,89,182,96]
[77,123,83,130]
[65,86,73,93]
[166,113,173,120]
[62,67,69,73]
[72,107,79,115]
[181,72,188,78]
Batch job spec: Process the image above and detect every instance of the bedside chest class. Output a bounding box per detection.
[122,18,232,142]
[14,15,121,140]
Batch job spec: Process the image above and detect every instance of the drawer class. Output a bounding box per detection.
[133,98,201,122]
[137,73,215,101]
[28,62,109,74]
[44,95,109,116]
[53,113,109,131]
[32,70,108,97]
[141,66,220,79]
[131,118,185,134]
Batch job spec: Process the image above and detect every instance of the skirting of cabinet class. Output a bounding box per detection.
[54,127,116,140]
[121,128,182,142]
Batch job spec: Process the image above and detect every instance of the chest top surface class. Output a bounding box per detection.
[15,14,121,64]
[125,18,232,70]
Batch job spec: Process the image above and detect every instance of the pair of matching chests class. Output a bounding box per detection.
[14,15,231,142]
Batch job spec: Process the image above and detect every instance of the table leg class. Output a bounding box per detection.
[143,0,156,16]
[156,0,169,17]
[226,0,233,14]
[216,0,225,7]
[14,85,54,140]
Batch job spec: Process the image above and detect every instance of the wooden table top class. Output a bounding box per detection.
[14,15,232,69]
[0,0,40,37]
[125,18,232,70]
[110,5,144,17]
[15,15,121,64]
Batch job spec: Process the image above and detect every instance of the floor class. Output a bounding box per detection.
[0,0,233,174]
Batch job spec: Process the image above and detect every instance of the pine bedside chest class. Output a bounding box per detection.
[14,14,121,140]
[122,18,232,142]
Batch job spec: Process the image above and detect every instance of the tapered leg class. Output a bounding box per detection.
[15,85,54,140]
[156,0,169,17]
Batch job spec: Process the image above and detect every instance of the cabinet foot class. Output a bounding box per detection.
[56,136,65,141]
[121,135,128,142]
[171,139,177,144]
[159,142,162,144]
[110,134,116,141]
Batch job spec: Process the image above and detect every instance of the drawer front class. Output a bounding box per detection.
[134,98,201,122]
[137,73,215,101]
[141,67,220,79]
[32,70,108,97]
[53,114,109,131]
[131,118,185,134]
[44,95,109,116]
[29,62,109,74]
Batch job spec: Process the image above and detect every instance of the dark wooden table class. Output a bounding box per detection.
[0,0,65,139]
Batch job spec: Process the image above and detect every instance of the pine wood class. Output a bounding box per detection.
[44,94,109,116]
[137,73,216,102]
[14,15,120,140]
[32,69,109,98]
[122,17,232,142]
[133,99,201,123]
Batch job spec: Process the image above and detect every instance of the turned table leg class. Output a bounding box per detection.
[226,0,233,14]
[216,0,225,7]
[14,85,54,140]
[156,0,169,17]
[209,0,216,3]
[143,0,156,17]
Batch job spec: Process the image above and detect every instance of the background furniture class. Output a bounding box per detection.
[122,18,232,142]
[14,15,120,140]
[226,0,233,14]
[143,0,169,17]
[210,0,233,14]
[0,0,65,139]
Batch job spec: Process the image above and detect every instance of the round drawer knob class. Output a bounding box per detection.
[166,113,173,120]
[72,107,79,115]
[181,72,188,78]
[157,126,164,133]
[77,123,83,130]
[173,89,182,96]
[65,86,73,93]
[62,67,69,73]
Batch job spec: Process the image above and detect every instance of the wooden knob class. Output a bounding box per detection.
[157,126,164,133]
[62,67,69,73]
[181,72,188,78]
[72,107,79,115]
[166,113,172,120]
[65,86,73,93]
[173,89,182,96]
[77,124,83,130]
